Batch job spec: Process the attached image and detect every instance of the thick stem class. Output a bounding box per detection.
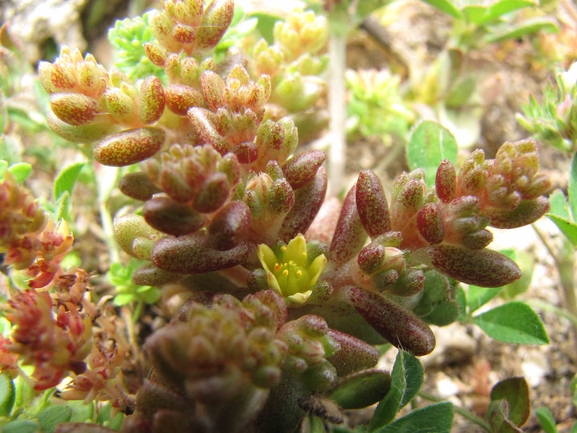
[418,391,492,432]
[328,29,347,197]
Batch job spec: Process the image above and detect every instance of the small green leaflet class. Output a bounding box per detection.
[407,121,458,189]
[369,351,424,431]
[473,301,549,344]
[53,161,86,221]
[372,402,453,433]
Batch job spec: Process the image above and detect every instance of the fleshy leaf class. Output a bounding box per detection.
[413,245,521,287]
[329,369,391,410]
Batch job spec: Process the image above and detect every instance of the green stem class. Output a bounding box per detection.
[95,165,121,265]
[418,391,492,432]
[327,24,347,197]
[533,224,577,353]
[526,299,577,327]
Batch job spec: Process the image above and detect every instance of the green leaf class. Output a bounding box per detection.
[369,351,424,431]
[37,405,73,433]
[473,302,550,344]
[113,293,135,306]
[407,121,458,189]
[2,420,41,433]
[419,0,463,19]
[462,6,488,25]
[535,407,558,433]
[485,17,559,44]
[0,135,23,165]
[7,162,32,183]
[309,415,327,433]
[14,374,35,412]
[414,270,460,326]
[69,400,95,423]
[330,370,391,409]
[547,214,577,247]
[467,286,502,313]
[252,12,280,44]
[53,161,86,201]
[445,76,477,108]
[480,0,537,25]
[96,402,124,429]
[488,399,523,433]
[0,159,7,180]
[502,250,534,299]
[0,372,15,417]
[490,377,530,427]
[549,190,571,220]
[374,402,454,433]
[456,286,467,321]
[569,153,577,220]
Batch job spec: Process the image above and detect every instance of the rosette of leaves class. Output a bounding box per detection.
[108,258,161,320]
[346,68,414,144]
[518,62,577,153]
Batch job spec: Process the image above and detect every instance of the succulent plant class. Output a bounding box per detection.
[0,1,554,432]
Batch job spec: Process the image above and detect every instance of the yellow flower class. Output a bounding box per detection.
[257,234,327,306]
